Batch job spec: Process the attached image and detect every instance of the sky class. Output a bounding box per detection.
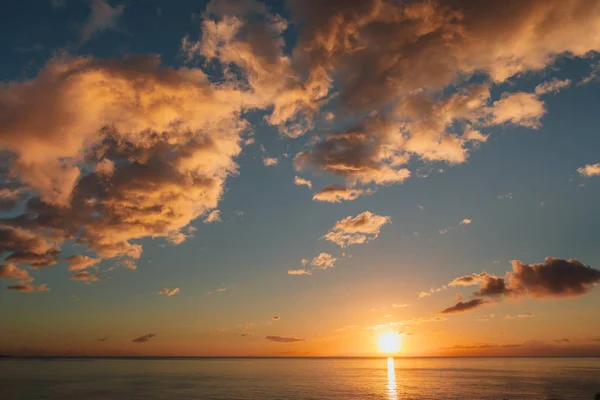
[0,0,600,357]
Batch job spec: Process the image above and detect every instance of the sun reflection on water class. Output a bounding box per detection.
[387,357,398,400]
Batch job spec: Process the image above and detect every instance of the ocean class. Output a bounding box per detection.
[1,357,599,399]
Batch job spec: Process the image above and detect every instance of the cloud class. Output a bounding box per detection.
[439,299,490,314]
[96,337,108,342]
[505,312,535,319]
[0,227,59,269]
[449,272,507,297]
[158,288,180,296]
[507,258,600,298]
[272,316,280,320]
[489,92,546,129]
[392,303,409,308]
[312,185,368,203]
[80,0,125,44]
[0,53,253,281]
[535,78,572,95]
[578,163,600,177]
[288,269,312,275]
[71,271,100,282]
[217,287,227,292]
[310,253,337,269]
[0,263,33,283]
[579,61,600,85]
[447,258,600,309]
[265,336,305,343]
[262,156,278,167]
[294,176,312,189]
[419,285,447,298]
[554,338,570,343]
[460,219,472,225]
[289,0,600,187]
[67,255,101,272]
[204,210,221,223]
[6,283,49,292]
[323,211,391,247]
[132,333,157,343]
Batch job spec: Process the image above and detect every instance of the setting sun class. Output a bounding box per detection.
[377,332,402,353]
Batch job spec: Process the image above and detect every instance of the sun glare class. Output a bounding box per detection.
[377,332,402,353]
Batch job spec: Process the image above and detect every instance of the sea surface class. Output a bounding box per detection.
[1,357,599,399]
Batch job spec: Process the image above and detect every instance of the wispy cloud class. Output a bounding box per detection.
[266,336,305,343]
[132,333,157,343]
[80,0,125,44]
[158,288,180,296]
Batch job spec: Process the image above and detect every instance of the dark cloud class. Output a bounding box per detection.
[449,257,599,299]
[132,333,157,343]
[6,283,49,292]
[439,298,489,314]
[265,336,305,343]
[508,257,600,298]
[96,338,108,342]
[554,338,570,343]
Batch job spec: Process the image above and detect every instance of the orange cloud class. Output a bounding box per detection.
[312,185,368,203]
[67,255,101,272]
[265,336,305,343]
[324,211,391,247]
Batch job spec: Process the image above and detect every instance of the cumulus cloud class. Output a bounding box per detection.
[0,263,33,283]
[489,92,547,129]
[310,253,337,269]
[294,176,312,189]
[80,0,125,44]
[443,257,600,313]
[265,335,305,343]
[508,258,600,298]
[158,288,180,296]
[5,0,600,292]
[288,0,600,188]
[439,298,490,314]
[578,163,600,177]
[67,255,101,272]
[312,185,368,203]
[324,211,391,247]
[262,156,278,167]
[288,269,312,275]
[132,333,156,343]
[0,53,253,281]
[535,78,572,95]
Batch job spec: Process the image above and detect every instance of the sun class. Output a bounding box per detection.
[377,331,402,353]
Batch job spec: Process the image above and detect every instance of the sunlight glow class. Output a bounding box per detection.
[377,332,402,353]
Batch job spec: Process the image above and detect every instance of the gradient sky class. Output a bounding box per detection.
[1,0,600,357]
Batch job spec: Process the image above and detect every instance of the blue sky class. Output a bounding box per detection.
[0,0,599,357]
